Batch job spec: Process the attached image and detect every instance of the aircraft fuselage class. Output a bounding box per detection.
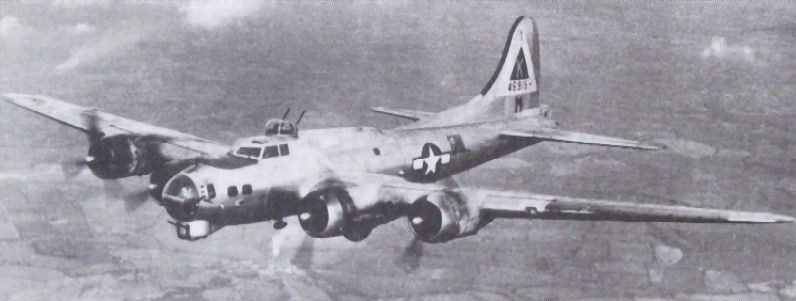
[161,116,550,227]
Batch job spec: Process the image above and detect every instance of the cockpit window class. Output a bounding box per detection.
[262,145,279,159]
[261,144,290,159]
[235,147,262,158]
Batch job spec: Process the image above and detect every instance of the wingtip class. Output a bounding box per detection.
[0,94,22,104]
[775,214,796,223]
[762,213,795,223]
[635,141,667,151]
[728,212,796,223]
[1,93,35,102]
[767,215,794,223]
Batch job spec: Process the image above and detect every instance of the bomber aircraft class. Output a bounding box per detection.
[2,16,792,246]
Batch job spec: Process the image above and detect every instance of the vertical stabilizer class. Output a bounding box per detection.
[409,16,543,128]
[481,16,541,115]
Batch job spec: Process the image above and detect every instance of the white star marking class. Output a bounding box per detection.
[413,145,450,175]
[422,151,449,175]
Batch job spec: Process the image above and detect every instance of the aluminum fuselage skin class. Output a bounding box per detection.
[164,116,549,226]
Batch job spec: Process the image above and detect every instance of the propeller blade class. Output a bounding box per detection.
[290,234,315,270]
[99,179,152,213]
[123,189,151,212]
[84,109,103,143]
[103,179,126,198]
[60,158,88,179]
[395,237,423,273]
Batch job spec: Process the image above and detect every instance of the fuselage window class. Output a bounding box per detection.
[373,147,380,155]
[279,144,289,156]
[262,145,279,159]
[207,184,216,199]
[236,147,262,159]
[228,186,238,197]
[242,184,252,195]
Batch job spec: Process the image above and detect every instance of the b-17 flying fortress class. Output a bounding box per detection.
[3,16,791,249]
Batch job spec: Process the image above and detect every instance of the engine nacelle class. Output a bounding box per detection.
[87,135,160,179]
[298,189,356,238]
[149,161,194,204]
[407,191,481,243]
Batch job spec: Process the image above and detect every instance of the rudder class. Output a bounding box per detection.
[480,16,541,115]
[406,17,543,128]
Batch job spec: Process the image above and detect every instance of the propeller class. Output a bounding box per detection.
[103,179,125,196]
[102,179,151,212]
[122,189,151,212]
[290,234,315,271]
[61,110,104,179]
[84,109,104,143]
[395,236,423,273]
[61,158,88,178]
[267,223,316,274]
[393,175,460,272]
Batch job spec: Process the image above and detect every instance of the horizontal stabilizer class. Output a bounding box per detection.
[371,107,435,121]
[501,128,665,151]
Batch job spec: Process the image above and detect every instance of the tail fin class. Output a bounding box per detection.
[481,16,541,115]
[408,17,542,128]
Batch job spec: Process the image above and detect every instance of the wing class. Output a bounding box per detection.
[478,190,794,223]
[502,127,665,151]
[2,94,229,157]
[371,106,436,121]
[318,172,793,224]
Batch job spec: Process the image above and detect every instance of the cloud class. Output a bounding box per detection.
[51,0,108,7]
[55,27,145,72]
[71,23,97,35]
[58,23,97,35]
[701,36,755,62]
[0,16,30,39]
[179,0,263,29]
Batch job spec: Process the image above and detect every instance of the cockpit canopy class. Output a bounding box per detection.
[226,119,297,162]
[264,119,297,138]
[231,139,291,161]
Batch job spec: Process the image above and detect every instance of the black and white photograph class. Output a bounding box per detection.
[0,1,794,300]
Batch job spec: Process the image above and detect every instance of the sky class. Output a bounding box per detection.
[0,1,791,150]
[1,1,269,73]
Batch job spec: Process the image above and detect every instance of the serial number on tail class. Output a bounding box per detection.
[508,79,536,92]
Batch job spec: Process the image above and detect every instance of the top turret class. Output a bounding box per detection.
[264,119,298,138]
